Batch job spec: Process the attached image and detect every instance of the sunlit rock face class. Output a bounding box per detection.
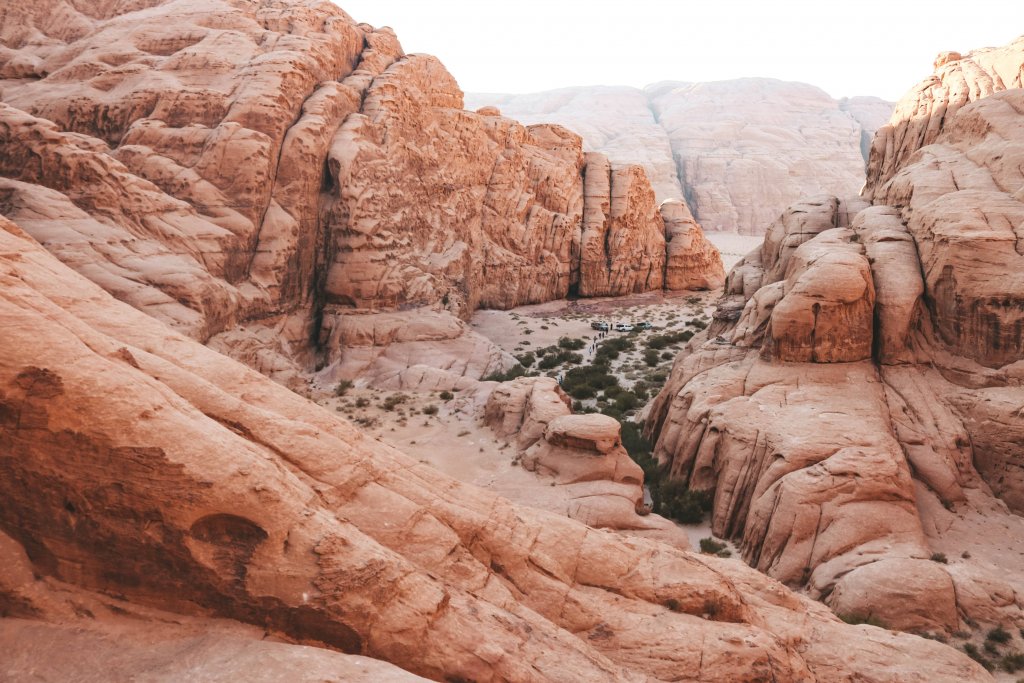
[648,35,1024,639]
[468,81,892,235]
[0,1,996,680]
[0,0,723,391]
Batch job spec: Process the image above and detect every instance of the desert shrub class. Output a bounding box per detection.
[643,349,660,367]
[930,552,948,564]
[558,336,585,350]
[686,296,701,305]
[612,391,640,413]
[699,537,726,555]
[988,626,1012,644]
[335,379,353,396]
[1002,652,1024,672]
[439,390,454,401]
[716,549,732,558]
[516,352,535,367]
[661,351,674,360]
[422,404,438,415]
[568,383,596,400]
[839,613,888,628]
[538,354,562,370]
[659,482,713,524]
[381,393,408,411]
[355,397,370,408]
[963,643,994,671]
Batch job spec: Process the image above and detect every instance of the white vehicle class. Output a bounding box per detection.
[613,322,634,332]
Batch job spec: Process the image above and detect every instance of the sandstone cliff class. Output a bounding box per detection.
[647,36,1024,639]
[0,203,987,683]
[0,0,722,390]
[468,81,893,235]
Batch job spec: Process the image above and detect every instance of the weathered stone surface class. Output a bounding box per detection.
[865,36,1024,195]
[0,216,987,681]
[661,198,726,291]
[578,154,666,296]
[648,36,1024,638]
[469,81,892,235]
[0,0,722,391]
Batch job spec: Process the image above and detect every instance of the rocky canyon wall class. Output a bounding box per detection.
[468,82,893,235]
[647,36,1024,639]
[0,0,722,388]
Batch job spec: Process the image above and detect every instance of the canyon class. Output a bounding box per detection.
[467,83,892,235]
[0,0,1021,681]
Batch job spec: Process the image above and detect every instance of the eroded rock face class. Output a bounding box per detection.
[0,217,988,682]
[648,37,1024,637]
[468,82,893,235]
[865,36,1024,195]
[0,0,722,391]
[661,198,726,291]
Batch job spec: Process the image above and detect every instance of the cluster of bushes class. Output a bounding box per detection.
[561,364,619,400]
[538,349,583,370]
[617,421,715,526]
[686,318,709,330]
[961,625,1024,672]
[483,365,529,382]
[594,336,633,364]
[557,336,586,350]
[381,393,408,411]
[698,537,730,557]
[645,329,695,350]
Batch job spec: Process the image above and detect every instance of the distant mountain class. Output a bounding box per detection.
[467,81,892,234]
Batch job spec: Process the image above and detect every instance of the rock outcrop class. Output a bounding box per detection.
[469,81,893,235]
[0,216,988,681]
[0,0,722,391]
[648,36,1024,638]
[661,198,727,291]
[483,377,688,545]
[865,36,1024,195]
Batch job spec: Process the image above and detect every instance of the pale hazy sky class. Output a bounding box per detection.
[332,0,1021,101]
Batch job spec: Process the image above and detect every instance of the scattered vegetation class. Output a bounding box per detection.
[516,352,535,367]
[355,397,370,408]
[557,336,586,350]
[964,643,995,671]
[838,613,888,628]
[699,537,727,555]
[1002,652,1024,673]
[381,393,408,411]
[483,365,528,382]
[930,552,948,564]
[421,404,438,416]
[334,379,353,396]
[439,390,454,401]
[988,625,1012,644]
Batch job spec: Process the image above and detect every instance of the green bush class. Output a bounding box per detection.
[930,552,948,564]
[439,390,454,401]
[422,404,438,415]
[335,379,353,396]
[699,537,726,555]
[659,481,713,524]
[558,336,585,350]
[381,393,408,411]
[988,626,1012,644]
[643,349,660,367]
[839,613,888,628]
[568,383,596,400]
[483,365,527,382]
[1002,652,1024,673]
[516,352,535,367]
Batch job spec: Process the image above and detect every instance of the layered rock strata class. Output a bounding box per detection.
[0,0,723,390]
[648,37,1024,636]
[0,210,988,682]
[469,81,893,235]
